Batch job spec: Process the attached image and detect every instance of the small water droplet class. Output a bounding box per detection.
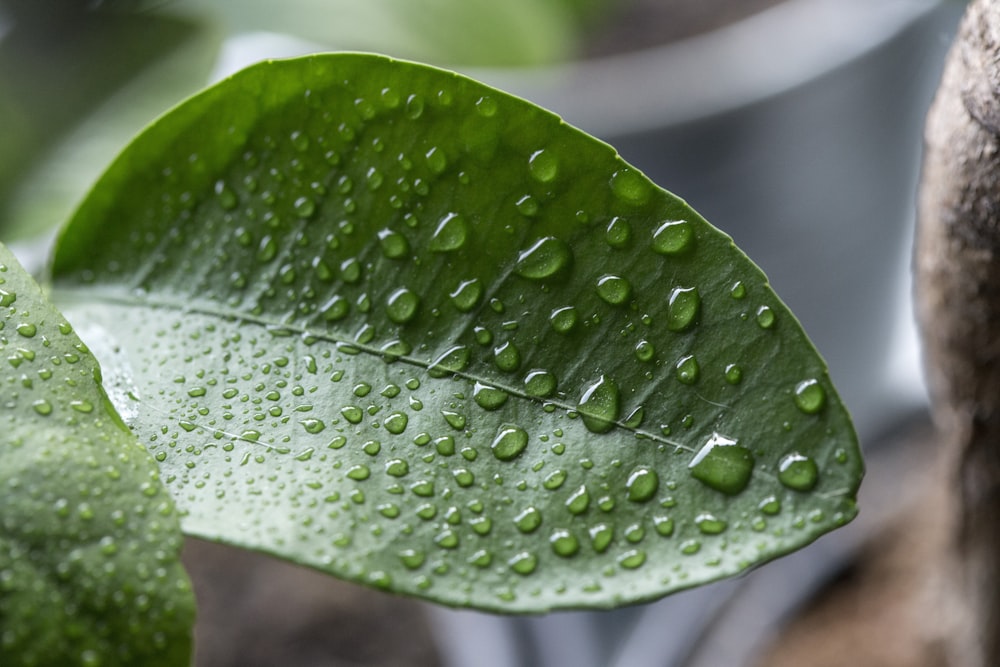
[543,469,567,490]
[654,516,674,536]
[730,281,747,299]
[385,459,410,477]
[425,147,447,174]
[516,194,540,217]
[523,370,557,397]
[550,529,580,557]
[341,405,364,424]
[651,220,693,255]
[399,549,425,569]
[300,418,326,434]
[378,228,410,259]
[596,274,632,305]
[625,467,659,502]
[515,237,572,280]
[688,433,755,495]
[442,410,466,430]
[492,424,528,461]
[476,95,498,116]
[70,400,94,413]
[793,378,826,414]
[429,213,468,252]
[384,412,409,434]
[725,364,743,385]
[634,340,655,362]
[294,196,316,219]
[759,495,782,515]
[589,523,613,552]
[447,278,483,312]
[675,354,700,384]
[618,549,646,569]
[386,287,420,324]
[257,235,278,262]
[32,399,53,416]
[666,287,700,332]
[435,529,459,549]
[577,375,621,434]
[778,452,819,491]
[0,289,16,307]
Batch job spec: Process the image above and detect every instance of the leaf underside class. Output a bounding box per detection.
[0,244,194,666]
[50,53,862,612]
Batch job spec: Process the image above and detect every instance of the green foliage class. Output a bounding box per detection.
[0,244,194,666]
[49,53,861,613]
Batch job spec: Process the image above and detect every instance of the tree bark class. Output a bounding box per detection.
[916,1,1000,665]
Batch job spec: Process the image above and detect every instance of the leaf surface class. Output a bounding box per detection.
[0,244,194,665]
[50,53,862,612]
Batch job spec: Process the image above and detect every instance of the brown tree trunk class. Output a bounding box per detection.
[916,1,1000,665]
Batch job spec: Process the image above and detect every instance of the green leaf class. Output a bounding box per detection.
[50,53,862,612]
[0,244,194,665]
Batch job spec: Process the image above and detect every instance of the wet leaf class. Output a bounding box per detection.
[0,244,194,665]
[50,53,862,612]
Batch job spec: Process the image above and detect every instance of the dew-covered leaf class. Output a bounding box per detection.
[50,54,862,612]
[0,244,194,665]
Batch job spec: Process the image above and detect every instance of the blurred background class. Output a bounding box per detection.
[0,0,967,665]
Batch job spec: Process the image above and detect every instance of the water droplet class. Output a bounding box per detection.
[321,295,349,321]
[429,213,468,252]
[300,418,326,434]
[347,464,371,481]
[341,405,364,424]
[514,507,542,533]
[70,400,94,413]
[406,94,425,119]
[675,355,700,384]
[294,196,316,219]
[577,375,621,434]
[626,467,659,502]
[549,306,578,333]
[610,167,650,206]
[508,552,537,575]
[32,399,52,416]
[528,149,558,183]
[596,275,632,305]
[491,424,528,461]
[793,379,826,414]
[384,412,408,434]
[0,289,16,307]
[425,147,447,174]
[589,523,613,552]
[473,382,508,410]
[386,287,420,324]
[442,410,466,430]
[778,452,819,491]
[618,549,646,569]
[681,540,701,555]
[666,287,700,332]
[725,364,743,385]
[341,257,362,283]
[399,549,425,569]
[515,237,572,280]
[470,516,492,535]
[385,459,410,477]
[634,340,655,362]
[654,516,674,536]
[730,281,747,299]
[543,469,567,490]
[16,323,37,338]
[363,440,382,456]
[688,433,755,495]
[516,194,540,217]
[523,370,557,397]
[759,495,782,515]
[566,485,591,515]
[695,512,727,534]
[550,529,580,557]
[651,220,693,255]
[257,235,278,262]
[428,345,471,378]
[493,341,521,372]
[476,95,498,116]
[756,305,775,329]
[605,217,632,248]
[378,228,410,259]
[435,529,459,549]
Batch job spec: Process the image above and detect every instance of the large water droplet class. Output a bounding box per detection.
[429,213,468,252]
[793,378,826,414]
[778,452,819,491]
[492,424,528,461]
[610,167,650,206]
[515,237,572,280]
[577,375,621,434]
[528,149,559,183]
[688,433,755,495]
[596,275,632,305]
[514,506,542,533]
[625,467,659,502]
[386,288,420,324]
[651,220,693,255]
[666,287,700,332]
